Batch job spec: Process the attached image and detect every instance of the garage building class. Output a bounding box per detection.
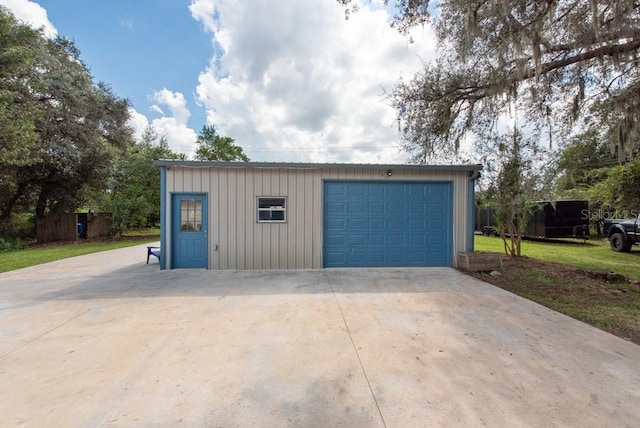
[154,161,482,269]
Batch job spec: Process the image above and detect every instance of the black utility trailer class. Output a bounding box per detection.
[476,200,589,239]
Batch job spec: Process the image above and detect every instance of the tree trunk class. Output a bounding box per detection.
[35,189,48,219]
[0,181,28,222]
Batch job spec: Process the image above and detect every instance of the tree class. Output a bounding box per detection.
[0,8,133,238]
[586,158,640,218]
[0,8,46,227]
[339,1,640,161]
[555,130,618,199]
[0,8,42,164]
[554,130,640,235]
[194,125,249,162]
[106,127,186,236]
[28,38,132,220]
[484,129,540,256]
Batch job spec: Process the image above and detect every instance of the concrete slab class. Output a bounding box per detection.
[0,242,639,427]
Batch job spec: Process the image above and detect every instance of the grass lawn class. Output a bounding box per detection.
[475,235,640,281]
[0,236,159,273]
[470,234,640,344]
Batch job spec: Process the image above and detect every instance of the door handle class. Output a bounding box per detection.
[204,230,207,239]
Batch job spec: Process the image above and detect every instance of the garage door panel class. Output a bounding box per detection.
[369,203,385,214]
[327,219,345,230]
[369,235,385,245]
[428,234,446,244]
[348,202,365,213]
[388,252,405,263]
[389,235,405,245]
[429,185,448,197]
[323,181,452,267]
[408,252,426,262]
[368,185,385,197]
[389,219,404,229]
[407,185,422,196]
[428,219,446,230]
[348,219,365,230]
[409,202,426,214]
[429,203,446,215]
[349,235,365,245]
[389,203,405,214]
[428,253,446,264]
[327,202,345,213]
[326,235,344,245]
[369,219,385,230]
[348,252,365,263]
[408,219,426,231]
[325,252,345,264]
[369,252,385,263]
[409,235,426,246]
[326,185,345,196]
[348,183,366,196]
[387,185,405,198]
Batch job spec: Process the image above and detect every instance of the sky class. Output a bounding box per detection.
[1,0,438,162]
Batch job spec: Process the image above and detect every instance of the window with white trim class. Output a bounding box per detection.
[257,197,286,223]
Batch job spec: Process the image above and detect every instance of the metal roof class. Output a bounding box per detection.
[153,159,483,172]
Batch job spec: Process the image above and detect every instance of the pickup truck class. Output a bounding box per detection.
[604,213,639,252]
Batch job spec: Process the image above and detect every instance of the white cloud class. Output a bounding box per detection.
[127,89,198,157]
[150,105,165,115]
[127,108,150,141]
[151,89,191,125]
[0,0,57,37]
[148,89,198,156]
[189,0,436,163]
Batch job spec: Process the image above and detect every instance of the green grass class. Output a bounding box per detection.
[475,235,640,281]
[122,227,160,237]
[0,237,159,273]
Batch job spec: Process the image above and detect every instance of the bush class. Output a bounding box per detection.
[0,237,26,252]
[0,213,35,240]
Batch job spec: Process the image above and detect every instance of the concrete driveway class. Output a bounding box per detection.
[0,243,638,427]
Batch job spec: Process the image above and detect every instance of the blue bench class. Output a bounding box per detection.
[147,246,161,264]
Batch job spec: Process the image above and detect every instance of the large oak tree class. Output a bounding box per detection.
[340,0,640,161]
[0,8,132,235]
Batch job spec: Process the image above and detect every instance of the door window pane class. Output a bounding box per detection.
[180,199,202,232]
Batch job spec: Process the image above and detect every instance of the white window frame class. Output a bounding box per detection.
[257,196,287,223]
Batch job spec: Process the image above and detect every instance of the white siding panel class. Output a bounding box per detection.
[295,172,306,268]
[286,169,297,268]
[244,171,255,269]
[210,168,220,269]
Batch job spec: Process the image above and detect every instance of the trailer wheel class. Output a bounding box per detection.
[610,232,632,252]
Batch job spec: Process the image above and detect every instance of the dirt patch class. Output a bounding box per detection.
[461,256,640,345]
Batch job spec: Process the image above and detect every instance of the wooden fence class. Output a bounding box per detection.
[35,213,112,243]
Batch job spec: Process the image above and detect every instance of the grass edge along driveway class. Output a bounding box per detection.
[472,235,640,344]
[474,235,640,281]
[0,238,159,273]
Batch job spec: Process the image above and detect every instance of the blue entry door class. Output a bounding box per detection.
[171,194,208,268]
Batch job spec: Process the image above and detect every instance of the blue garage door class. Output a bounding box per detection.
[323,181,452,267]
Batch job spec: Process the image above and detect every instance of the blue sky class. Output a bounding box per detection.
[1,0,438,162]
[34,0,210,130]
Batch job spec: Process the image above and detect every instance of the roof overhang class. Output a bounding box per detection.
[153,160,483,173]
